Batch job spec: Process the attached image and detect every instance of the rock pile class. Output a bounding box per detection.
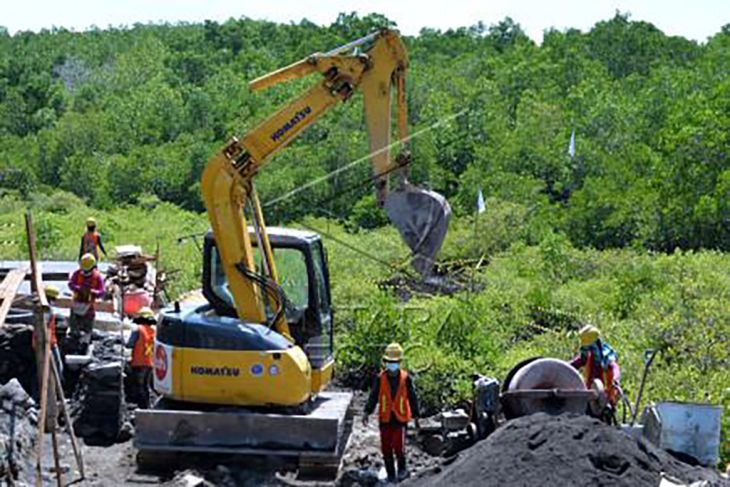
[0,379,37,483]
[412,413,726,487]
[71,331,131,444]
[0,325,36,395]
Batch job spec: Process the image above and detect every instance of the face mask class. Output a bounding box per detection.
[385,362,399,373]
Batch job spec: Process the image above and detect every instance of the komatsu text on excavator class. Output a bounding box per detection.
[134,29,450,474]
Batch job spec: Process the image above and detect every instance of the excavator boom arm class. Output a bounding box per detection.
[201,29,448,336]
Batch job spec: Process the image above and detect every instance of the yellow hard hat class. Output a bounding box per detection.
[80,253,97,271]
[579,325,600,347]
[44,285,60,300]
[383,342,404,362]
[137,307,155,320]
[86,217,96,227]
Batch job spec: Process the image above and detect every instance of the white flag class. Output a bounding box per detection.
[568,129,576,158]
[476,188,486,214]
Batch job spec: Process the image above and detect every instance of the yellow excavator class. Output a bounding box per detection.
[134,29,450,472]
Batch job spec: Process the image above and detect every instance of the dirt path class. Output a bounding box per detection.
[51,390,439,487]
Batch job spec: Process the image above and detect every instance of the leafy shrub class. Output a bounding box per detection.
[29,189,87,214]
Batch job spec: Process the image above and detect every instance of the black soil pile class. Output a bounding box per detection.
[0,379,37,483]
[0,324,36,394]
[412,413,726,487]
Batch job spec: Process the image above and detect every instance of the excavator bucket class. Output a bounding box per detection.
[384,185,451,276]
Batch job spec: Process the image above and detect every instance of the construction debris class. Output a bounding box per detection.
[0,378,37,483]
[411,413,726,487]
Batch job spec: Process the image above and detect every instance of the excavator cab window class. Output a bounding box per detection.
[202,231,333,363]
[208,244,310,321]
[205,238,309,321]
[306,240,333,366]
[209,245,235,311]
[255,246,309,320]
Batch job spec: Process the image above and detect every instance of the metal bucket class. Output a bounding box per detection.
[642,401,722,467]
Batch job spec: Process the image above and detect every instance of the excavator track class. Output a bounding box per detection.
[135,392,353,480]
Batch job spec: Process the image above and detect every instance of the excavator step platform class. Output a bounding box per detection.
[134,392,353,477]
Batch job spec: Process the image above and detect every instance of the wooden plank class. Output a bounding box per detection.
[0,271,70,282]
[54,297,115,313]
[0,268,27,326]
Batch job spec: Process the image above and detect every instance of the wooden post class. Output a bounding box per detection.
[153,240,161,308]
[50,430,62,487]
[34,309,54,487]
[24,211,47,308]
[25,211,57,487]
[51,352,85,479]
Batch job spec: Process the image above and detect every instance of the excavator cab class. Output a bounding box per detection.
[202,228,333,367]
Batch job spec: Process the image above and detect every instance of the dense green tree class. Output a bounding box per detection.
[0,13,726,251]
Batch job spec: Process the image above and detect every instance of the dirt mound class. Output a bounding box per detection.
[411,413,726,487]
[0,379,37,483]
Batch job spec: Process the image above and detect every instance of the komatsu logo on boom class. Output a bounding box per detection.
[271,106,312,142]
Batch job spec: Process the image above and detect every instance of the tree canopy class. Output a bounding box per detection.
[0,12,728,251]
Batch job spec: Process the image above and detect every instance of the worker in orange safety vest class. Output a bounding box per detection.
[125,306,156,409]
[78,217,107,261]
[363,343,420,483]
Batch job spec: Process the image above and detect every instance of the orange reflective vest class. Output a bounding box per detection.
[378,370,412,423]
[132,325,155,367]
[32,313,58,350]
[82,231,101,258]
